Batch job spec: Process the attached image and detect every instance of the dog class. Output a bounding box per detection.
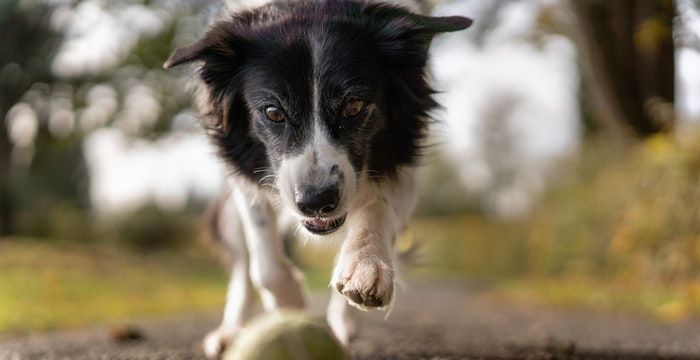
[164,0,471,357]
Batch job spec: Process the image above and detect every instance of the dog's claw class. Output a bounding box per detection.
[345,289,364,305]
[365,295,383,307]
[341,289,384,307]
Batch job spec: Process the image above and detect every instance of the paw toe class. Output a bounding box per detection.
[333,255,394,309]
[342,288,387,308]
[364,295,383,307]
[344,289,364,305]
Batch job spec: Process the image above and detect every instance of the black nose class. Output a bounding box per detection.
[295,187,339,217]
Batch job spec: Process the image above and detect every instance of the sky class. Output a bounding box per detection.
[44,0,700,215]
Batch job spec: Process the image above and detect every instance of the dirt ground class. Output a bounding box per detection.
[2,279,700,359]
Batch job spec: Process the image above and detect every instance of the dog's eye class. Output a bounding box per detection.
[265,106,286,122]
[342,99,364,118]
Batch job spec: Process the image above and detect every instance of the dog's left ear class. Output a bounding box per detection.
[163,26,236,69]
[377,12,472,58]
[163,42,208,69]
[410,14,473,35]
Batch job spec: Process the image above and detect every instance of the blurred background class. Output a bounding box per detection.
[1,0,699,337]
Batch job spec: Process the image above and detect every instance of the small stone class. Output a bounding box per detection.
[109,324,145,343]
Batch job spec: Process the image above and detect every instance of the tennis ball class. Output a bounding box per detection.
[223,311,350,360]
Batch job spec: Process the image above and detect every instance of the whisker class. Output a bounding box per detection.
[252,167,275,175]
[261,183,279,191]
[356,169,386,180]
[258,174,278,186]
[269,196,286,210]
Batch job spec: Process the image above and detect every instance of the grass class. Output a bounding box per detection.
[0,239,228,335]
[499,277,700,323]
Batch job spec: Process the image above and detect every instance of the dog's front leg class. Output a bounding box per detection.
[331,200,396,310]
[326,286,359,345]
[203,185,306,358]
[330,170,417,314]
[203,193,256,358]
[233,185,306,311]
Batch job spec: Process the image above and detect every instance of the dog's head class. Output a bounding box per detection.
[165,0,471,236]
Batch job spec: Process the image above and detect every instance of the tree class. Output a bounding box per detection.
[0,0,62,235]
[570,0,676,138]
[0,0,215,238]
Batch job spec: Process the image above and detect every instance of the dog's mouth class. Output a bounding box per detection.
[301,213,347,235]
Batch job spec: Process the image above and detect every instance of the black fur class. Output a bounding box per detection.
[166,0,471,184]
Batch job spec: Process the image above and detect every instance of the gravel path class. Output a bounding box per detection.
[2,279,700,359]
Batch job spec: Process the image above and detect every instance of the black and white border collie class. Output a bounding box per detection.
[164,0,471,356]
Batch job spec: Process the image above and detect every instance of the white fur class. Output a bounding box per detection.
[203,195,255,358]
[326,287,358,345]
[331,168,417,309]
[204,180,308,358]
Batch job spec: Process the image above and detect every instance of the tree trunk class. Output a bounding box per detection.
[0,114,13,236]
[571,0,676,137]
[0,1,64,236]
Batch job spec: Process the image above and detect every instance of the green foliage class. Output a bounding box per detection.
[405,214,529,278]
[0,0,208,237]
[0,0,63,235]
[15,202,91,242]
[106,205,200,253]
[415,153,481,216]
[527,130,700,282]
[12,134,92,239]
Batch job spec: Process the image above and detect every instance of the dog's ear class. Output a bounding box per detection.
[369,9,473,62]
[366,5,472,57]
[163,42,208,69]
[410,14,473,35]
[163,27,236,69]
[366,3,472,37]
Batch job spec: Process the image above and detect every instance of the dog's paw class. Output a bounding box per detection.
[202,326,239,359]
[332,254,394,309]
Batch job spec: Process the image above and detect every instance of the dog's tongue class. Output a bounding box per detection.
[306,218,332,229]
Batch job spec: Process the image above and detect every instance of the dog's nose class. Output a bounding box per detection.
[295,187,339,217]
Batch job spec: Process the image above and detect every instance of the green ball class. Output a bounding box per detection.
[223,311,350,360]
